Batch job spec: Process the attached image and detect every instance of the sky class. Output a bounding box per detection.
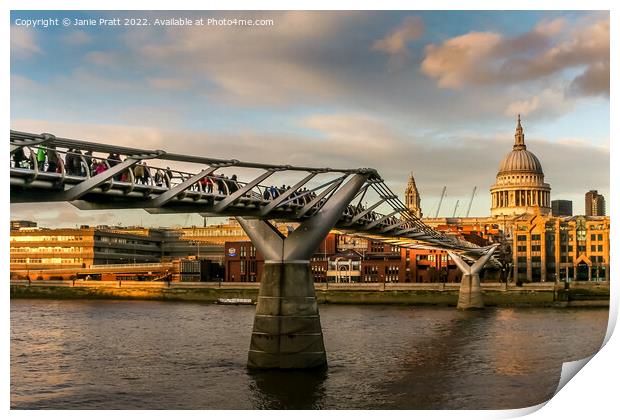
[9,10,610,227]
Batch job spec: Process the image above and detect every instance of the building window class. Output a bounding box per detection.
[517,235,527,242]
[531,234,541,241]
[598,234,603,241]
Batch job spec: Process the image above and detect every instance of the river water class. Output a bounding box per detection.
[11,299,608,410]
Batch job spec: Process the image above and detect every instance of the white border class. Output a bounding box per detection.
[3,1,617,419]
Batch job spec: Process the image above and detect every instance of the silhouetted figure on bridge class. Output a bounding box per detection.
[228,174,239,194]
[269,185,278,199]
[46,146,60,173]
[217,175,227,195]
[65,149,76,175]
[83,151,93,175]
[12,147,27,168]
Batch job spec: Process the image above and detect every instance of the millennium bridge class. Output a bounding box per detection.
[10,130,498,369]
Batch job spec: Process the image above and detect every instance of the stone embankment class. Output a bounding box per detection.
[10,280,609,307]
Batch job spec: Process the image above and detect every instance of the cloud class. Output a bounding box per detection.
[126,11,365,105]
[11,26,41,58]
[372,16,424,68]
[146,77,192,90]
[504,87,574,118]
[83,51,123,68]
[420,15,609,97]
[421,31,502,88]
[569,60,609,97]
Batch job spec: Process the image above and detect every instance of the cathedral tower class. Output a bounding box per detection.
[405,172,423,218]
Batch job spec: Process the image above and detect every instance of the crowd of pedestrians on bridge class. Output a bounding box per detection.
[11,146,313,205]
[11,145,396,223]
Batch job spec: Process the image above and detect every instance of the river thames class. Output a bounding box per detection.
[10,299,608,410]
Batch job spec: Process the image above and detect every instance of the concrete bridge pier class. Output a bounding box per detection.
[448,245,499,310]
[237,173,369,369]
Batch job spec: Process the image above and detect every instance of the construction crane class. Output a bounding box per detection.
[434,186,447,218]
[465,186,477,217]
[452,200,460,217]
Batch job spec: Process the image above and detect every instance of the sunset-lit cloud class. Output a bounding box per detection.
[420,15,609,97]
[372,15,425,69]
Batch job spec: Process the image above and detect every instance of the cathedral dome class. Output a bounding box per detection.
[497,149,543,174]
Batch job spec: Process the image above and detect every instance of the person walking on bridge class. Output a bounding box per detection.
[269,185,278,199]
[133,162,145,185]
[12,147,26,168]
[36,147,46,171]
[228,174,239,194]
[216,175,227,195]
[46,146,60,173]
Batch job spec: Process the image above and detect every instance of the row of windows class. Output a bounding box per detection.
[11,235,85,242]
[371,243,386,252]
[386,266,399,275]
[239,246,256,257]
[182,228,244,237]
[10,246,84,253]
[557,245,606,254]
[93,248,157,256]
[11,257,83,264]
[519,234,606,246]
[239,260,258,275]
[95,236,154,246]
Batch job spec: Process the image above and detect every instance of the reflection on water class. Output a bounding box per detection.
[249,370,327,409]
[11,300,607,409]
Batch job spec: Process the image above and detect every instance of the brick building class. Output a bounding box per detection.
[224,231,498,283]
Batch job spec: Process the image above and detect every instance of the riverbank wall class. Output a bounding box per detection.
[9,280,609,307]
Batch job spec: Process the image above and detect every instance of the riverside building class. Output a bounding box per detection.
[224,228,498,284]
[512,214,609,282]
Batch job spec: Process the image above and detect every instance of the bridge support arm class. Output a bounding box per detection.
[236,173,369,370]
[448,245,498,310]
